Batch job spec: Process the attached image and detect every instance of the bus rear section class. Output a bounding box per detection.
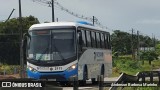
[77,27,112,82]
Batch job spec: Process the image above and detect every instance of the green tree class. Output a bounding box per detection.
[111,30,131,55]
[0,15,39,65]
[111,30,158,56]
[141,51,158,65]
[155,44,160,55]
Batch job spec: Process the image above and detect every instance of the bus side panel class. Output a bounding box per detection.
[78,49,99,80]
[78,48,112,80]
[104,50,112,77]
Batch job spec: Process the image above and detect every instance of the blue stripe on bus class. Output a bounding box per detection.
[27,67,78,80]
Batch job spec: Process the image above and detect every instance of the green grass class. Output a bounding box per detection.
[112,58,160,77]
[112,58,160,90]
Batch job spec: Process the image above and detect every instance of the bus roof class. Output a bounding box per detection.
[29,21,108,33]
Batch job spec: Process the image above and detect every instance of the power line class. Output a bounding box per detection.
[30,0,113,31]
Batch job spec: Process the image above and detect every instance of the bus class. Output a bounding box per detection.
[24,21,112,83]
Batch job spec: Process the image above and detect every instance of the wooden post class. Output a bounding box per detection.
[150,72,153,83]
[3,69,6,75]
[98,75,104,90]
[158,72,160,85]
[73,76,78,90]
[142,73,145,84]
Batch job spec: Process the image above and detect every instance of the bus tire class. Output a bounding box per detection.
[79,66,87,86]
[91,78,97,84]
[101,65,105,77]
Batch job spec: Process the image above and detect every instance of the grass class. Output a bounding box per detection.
[112,57,160,90]
[112,57,160,77]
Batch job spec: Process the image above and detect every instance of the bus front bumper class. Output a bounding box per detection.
[27,68,78,81]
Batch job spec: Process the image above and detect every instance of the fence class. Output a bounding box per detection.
[0,34,20,65]
[110,71,160,90]
[1,70,160,90]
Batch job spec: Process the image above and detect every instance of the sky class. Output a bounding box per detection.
[0,0,160,39]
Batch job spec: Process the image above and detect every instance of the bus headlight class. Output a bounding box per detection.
[67,64,77,71]
[28,66,37,72]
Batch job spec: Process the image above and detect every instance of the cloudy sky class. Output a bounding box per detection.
[0,0,160,39]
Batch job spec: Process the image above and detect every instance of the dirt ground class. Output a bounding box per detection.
[0,74,20,80]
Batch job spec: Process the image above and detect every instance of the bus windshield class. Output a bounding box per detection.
[27,29,76,61]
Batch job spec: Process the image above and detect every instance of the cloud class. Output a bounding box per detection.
[136,19,160,24]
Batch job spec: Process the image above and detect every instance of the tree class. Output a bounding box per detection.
[0,15,39,65]
[155,44,160,55]
[111,30,158,56]
[111,30,131,55]
[141,51,158,65]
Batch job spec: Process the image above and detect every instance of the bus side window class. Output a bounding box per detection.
[86,30,91,47]
[101,33,105,48]
[81,30,87,47]
[99,33,102,48]
[104,34,108,49]
[96,32,100,48]
[107,34,110,49]
[108,34,111,49]
[91,31,96,48]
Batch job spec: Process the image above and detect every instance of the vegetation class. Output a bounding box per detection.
[0,15,39,65]
[112,56,160,76]
[141,51,159,65]
[111,30,158,56]
[0,64,20,74]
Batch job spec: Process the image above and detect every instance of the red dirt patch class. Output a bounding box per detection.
[0,74,20,80]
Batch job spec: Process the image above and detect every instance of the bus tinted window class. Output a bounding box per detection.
[104,34,108,49]
[96,32,100,48]
[108,34,111,49]
[101,33,105,48]
[86,30,91,47]
[91,32,96,48]
[81,30,86,47]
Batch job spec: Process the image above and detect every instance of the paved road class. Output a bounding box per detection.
[62,77,119,90]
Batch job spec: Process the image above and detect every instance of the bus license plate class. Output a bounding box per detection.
[48,79,56,81]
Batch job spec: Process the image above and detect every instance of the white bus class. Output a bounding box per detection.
[25,21,112,84]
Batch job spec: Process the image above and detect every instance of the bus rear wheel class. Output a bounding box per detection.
[79,68,87,86]
[91,78,97,84]
[100,67,105,81]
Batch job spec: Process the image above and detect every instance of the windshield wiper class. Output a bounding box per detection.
[37,37,50,61]
[51,33,65,61]
[37,46,50,61]
[52,45,65,61]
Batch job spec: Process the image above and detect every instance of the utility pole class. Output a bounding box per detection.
[153,35,156,50]
[131,28,134,60]
[93,16,95,25]
[5,9,15,22]
[92,16,98,25]
[19,0,24,78]
[137,30,140,60]
[52,0,55,22]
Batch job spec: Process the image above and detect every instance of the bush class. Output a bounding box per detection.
[113,58,142,75]
[0,65,20,74]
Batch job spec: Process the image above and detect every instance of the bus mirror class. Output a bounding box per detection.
[22,33,27,47]
[23,33,30,39]
[23,33,31,49]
